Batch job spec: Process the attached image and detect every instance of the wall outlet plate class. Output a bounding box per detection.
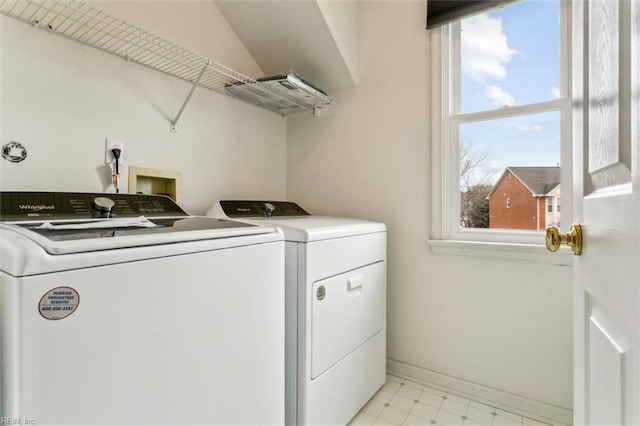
[105,138,124,165]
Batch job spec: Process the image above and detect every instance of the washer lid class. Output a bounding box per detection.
[9,216,274,254]
[1,217,273,255]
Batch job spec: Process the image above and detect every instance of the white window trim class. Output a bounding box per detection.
[428,0,574,265]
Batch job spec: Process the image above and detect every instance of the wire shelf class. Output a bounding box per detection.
[0,0,335,118]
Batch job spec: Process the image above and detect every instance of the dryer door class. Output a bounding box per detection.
[310,261,384,379]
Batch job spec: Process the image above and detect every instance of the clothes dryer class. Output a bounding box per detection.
[0,192,285,425]
[209,200,386,426]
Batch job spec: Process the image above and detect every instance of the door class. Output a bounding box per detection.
[572,0,640,424]
[310,261,385,379]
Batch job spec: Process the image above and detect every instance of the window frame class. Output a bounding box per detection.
[429,0,574,261]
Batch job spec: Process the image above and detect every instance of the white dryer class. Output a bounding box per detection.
[0,192,285,425]
[209,200,386,426]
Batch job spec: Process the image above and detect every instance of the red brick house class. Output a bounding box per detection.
[487,167,561,230]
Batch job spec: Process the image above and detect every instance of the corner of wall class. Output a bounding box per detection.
[315,0,359,87]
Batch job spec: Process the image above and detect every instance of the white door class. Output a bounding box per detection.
[571,0,640,424]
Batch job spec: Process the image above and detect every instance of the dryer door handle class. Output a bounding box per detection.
[347,275,363,291]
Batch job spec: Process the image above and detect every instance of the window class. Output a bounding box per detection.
[430,0,572,247]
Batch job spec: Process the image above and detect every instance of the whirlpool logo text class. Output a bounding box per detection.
[18,204,55,211]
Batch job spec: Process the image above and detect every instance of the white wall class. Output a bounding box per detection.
[0,1,287,215]
[288,0,573,414]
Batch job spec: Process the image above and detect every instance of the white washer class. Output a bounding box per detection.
[0,191,285,425]
[209,200,386,426]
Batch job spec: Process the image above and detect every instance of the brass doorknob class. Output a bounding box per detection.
[546,224,582,255]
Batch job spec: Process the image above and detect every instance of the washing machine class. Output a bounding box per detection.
[0,191,285,425]
[209,200,386,426]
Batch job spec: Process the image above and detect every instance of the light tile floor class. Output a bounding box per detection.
[349,375,564,426]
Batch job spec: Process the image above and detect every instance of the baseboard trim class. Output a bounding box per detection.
[386,359,573,425]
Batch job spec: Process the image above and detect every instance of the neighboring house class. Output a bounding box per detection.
[487,167,561,231]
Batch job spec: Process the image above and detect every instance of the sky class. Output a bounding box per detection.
[458,0,561,186]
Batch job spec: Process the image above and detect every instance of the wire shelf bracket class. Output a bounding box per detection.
[170,62,208,133]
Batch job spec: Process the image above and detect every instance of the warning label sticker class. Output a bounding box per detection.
[38,287,80,320]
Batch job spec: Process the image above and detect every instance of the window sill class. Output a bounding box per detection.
[428,239,574,266]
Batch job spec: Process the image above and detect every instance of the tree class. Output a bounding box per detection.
[459,140,495,228]
[461,184,492,228]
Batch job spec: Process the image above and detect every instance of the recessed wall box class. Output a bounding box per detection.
[128,166,182,204]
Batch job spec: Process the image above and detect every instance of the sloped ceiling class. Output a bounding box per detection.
[214,0,357,93]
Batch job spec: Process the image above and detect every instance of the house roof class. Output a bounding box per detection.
[488,166,561,197]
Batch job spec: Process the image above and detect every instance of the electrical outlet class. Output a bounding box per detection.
[105,138,124,165]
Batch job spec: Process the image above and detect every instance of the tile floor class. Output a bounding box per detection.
[349,375,562,426]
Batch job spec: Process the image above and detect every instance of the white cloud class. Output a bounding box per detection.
[461,13,517,82]
[499,121,544,132]
[485,85,515,106]
[551,86,560,99]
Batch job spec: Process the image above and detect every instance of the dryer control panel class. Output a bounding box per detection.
[219,200,310,218]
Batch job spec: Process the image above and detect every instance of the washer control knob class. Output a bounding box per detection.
[264,203,275,217]
[93,197,115,213]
